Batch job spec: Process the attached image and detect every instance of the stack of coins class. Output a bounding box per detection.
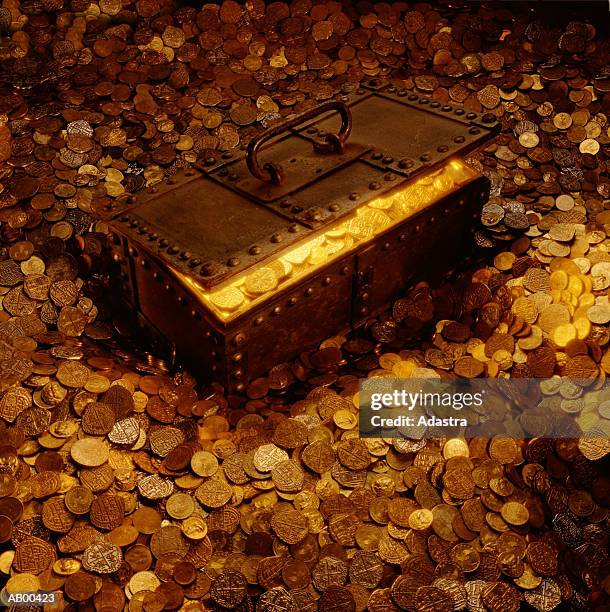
[1,2,610,610]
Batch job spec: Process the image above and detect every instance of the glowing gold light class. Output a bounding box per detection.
[169,160,477,322]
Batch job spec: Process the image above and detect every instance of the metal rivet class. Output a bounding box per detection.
[280,199,291,208]
[419,98,429,104]
[382,156,394,164]
[234,369,243,378]
[177,296,184,305]
[349,192,359,201]
[369,182,380,190]
[306,127,318,134]
[399,233,407,241]
[455,108,464,115]
[291,205,303,213]
[153,272,159,280]
[430,101,440,108]
[189,258,201,267]
[322,277,331,286]
[254,316,263,326]
[168,246,179,254]
[408,93,417,100]
[288,297,297,306]
[482,113,496,123]
[383,242,390,250]
[437,145,448,153]
[420,153,431,162]
[454,136,465,143]
[222,151,232,159]
[232,353,242,363]
[164,284,171,292]
[235,383,245,392]
[272,306,281,316]
[361,292,370,302]
[227,257,240,267]
[341,266,350,275]
[305,288,314,296]
[384,174,396,182]
[469,127,481,134]
[360,306,368,315]
[233,333,246,346]
[329,204,340,212]
[204,156,216,166]
[201,263,215,276]
[398,159,414,169]
[416,225,421,232]
[442,105,452,112]
[288,224,298,233]
[140,260,147,268]
[372,151,383,160]
[430,217,435,223]
[159,238,168,247]
[271,233,282,243]
[249,245,261,255]
[466,112,477,119]
[228,173,238,181]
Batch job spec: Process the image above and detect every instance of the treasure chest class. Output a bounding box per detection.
[105,83,499,392]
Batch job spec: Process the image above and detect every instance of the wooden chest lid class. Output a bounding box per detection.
[107,81,499,290]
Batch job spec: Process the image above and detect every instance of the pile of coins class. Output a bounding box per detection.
[1,1,610,610]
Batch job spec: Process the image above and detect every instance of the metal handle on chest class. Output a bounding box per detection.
[246,100,352,186]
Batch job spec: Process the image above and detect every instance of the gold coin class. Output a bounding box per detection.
[408,508,433,530]
[191,451,219,477]
[244,267,278,296]
[209,286,245,312]
[493,251,515,271]
[553,112,572,129]
[166,492,196,520]
[518,132,539,148]
[129,571,160,594]
[84,373,111,393]
[333,410,357,429]
[579,138,600,155]
[70,438,109,467]
[181,515,208,540]
[6,573,40,593]
[551,323,577,348]
[501,501,529,526]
